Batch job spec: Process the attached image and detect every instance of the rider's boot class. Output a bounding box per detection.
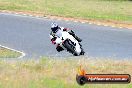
[68,30,82,42]
[56,45,64,52]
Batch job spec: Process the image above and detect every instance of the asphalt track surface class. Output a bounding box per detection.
[0,13,132,59]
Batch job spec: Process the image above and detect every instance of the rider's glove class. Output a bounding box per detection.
[52,40,56,44]
[51,37,57,44]
[63,28,68,31]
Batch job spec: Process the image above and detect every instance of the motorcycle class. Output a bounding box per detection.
[53,31,85,56]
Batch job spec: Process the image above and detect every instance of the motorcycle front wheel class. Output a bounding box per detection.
[63,39,78,56]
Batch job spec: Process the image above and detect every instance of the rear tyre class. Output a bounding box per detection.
[80,51,85,55]
[79,43,85,55]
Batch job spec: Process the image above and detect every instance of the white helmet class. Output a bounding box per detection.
[51,23,59,33]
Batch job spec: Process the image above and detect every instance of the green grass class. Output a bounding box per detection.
[0,47,21,58]
[0,57,131,88]
[0,0,132,23]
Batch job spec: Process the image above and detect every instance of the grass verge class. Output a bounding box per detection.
[0,47,21,58]
[0,57,131,88]
[0,0,132,23]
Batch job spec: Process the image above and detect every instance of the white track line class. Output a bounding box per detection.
[0,45,26,58]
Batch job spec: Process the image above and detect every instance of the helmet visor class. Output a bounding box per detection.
[51,26,58,33]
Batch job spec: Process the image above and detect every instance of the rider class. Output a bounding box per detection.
[50,22,82,52]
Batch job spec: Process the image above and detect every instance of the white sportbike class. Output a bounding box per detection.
[54,31,85,56]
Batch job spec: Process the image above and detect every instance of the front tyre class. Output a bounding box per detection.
[63,39,78,56]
